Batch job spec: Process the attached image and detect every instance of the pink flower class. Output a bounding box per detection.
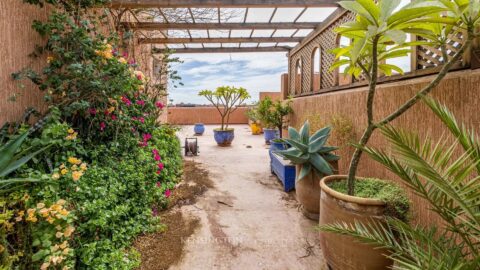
[136,100,145,106]
[88,108,97,116]
[139,117,145,124]
[154,155,161,161]
[152,149,159,155]
[156,182,161,188]
[152,207,158,217]
[104,109,110,115]
[111,114,117,120]
[128,59,136,65]
[156,170,161,175]
[121,96,132,106]
[139,141,148,147]
[100,122,106,131]
[131,116,137,121]
[123,51,128,58]
[164,189,171,198]
[157,162,164,171]
[143,133,152,142]
[155,102,164,109]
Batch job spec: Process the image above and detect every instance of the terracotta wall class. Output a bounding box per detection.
[290,69,480,228]
[0,1,50,125]
[167,107,249,125]
[259,92,282,101]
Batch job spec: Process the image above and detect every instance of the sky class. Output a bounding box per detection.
[168,52,288,105]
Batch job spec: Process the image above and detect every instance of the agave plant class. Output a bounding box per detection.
[276,121,339,181]
[0,132,50,194]
[320,96,480,269]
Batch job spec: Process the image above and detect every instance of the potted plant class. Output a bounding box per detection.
[199,86,250,146]
[321,97,480,269]
[318,1,478,269]
[276,121,339,220]
[257,97,292,144]
[193,123,205,135]
[245,105,262,135]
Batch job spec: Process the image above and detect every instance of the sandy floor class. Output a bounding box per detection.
[174,124,327,270]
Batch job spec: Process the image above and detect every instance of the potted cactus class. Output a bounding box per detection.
[199,86,250,146]
[276,121,339,220]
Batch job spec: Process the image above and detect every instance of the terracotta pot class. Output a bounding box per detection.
[295,161,338,220]
[319,175,393,270]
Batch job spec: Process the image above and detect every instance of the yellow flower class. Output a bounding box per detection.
[80,163,87,171]
[46,216,55,224]
[59,209,69,217]
[59,241,68,249]
[26,216,37,223]
[72,171,83,181]
[52,244,60,252]
[68,157,81,165]
[47,56,55,63]
[71,164,78,171]
[118,57,127,64]
[52,173,60,180]
[17,210,24,217]
[65,131,78,140]
[61,168,68,175]
[0,244,4,253]
[22,194,30,201]
[57,199,66,206]
[51,204,62,212]
[67,128,74,134]
[62,247,70,255]
[64,226,75,237]
[56,231,63,238]
[36,203,45,209]
[107,106,115,113]
[39,208,49,218]
[56,225,62,231]
[40,262,50,270]
[62,266,70,270]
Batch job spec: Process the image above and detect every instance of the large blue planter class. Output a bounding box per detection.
[194,123,205,135]
[270,152,296,192]
[263,128,279,144]
[270,141,288,152]
[213,129,235,146]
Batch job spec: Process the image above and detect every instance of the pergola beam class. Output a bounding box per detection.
[140,37,303,44]
[122,22,318,30]
[109,0,339,8]
[157,46,291,53]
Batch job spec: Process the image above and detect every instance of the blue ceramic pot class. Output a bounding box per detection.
[270,141,288,152]
[263,128,279,144]
[194,123,205,135]
[213,129,235,146]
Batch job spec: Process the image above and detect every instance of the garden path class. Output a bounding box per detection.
[174,125,327,270]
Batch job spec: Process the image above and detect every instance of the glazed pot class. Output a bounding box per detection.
[213,129,235,146]
[319,175,393,270]
[194,123,205,135]
[296,161,338,220]
[270,141,288,152]
[263,128,278,144]
[250,123,262,135]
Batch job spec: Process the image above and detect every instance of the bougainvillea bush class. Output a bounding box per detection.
[1,0,183,269]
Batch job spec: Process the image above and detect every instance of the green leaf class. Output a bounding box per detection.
[288,126,300,141]
[297,163,311,181]
[0,145,51,177]
[299,121,310,144]
[339,1,377,25]
[0,132,29,172]
[310,126,332,143]
[282,138,308,153]
[385,29,407,45]
[309,135,328,153]
[309,153,333,175]
[379,0,401,21]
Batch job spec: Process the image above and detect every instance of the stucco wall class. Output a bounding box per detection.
[290,69,480,227]
[167,107,249,125]
[0,1,50,125]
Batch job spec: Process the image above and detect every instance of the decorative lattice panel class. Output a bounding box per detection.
[415,29,465,70]
[289,12,355,96]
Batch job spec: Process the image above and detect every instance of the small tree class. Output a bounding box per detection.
[334,0,479,195]
[199,86,250,130]
[257,97,292,138]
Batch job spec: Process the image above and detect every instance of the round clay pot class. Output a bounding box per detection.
[295,161,338,220]
[319,175,393,270]
[295,165,322,220]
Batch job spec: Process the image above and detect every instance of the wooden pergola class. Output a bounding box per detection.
[112,0,340,53]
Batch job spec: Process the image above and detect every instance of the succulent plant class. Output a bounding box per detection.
[275,121,339,181]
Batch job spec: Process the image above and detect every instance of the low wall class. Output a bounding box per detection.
[259,92,282,101]
[167,107,249,125]
[290,69,480,228]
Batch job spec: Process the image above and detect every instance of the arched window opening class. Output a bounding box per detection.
[295,58,303,94]
[311,47,321,92]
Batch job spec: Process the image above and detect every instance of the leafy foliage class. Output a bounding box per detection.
[256,97,293,137]
[276,121,339,181]
[320,97,480,269]
[199,86,250,130]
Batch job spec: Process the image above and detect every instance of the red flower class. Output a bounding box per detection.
[136,100,145,106]
[156,182,161,188]
[121,96,132,106]
[111,114,117,120]
[139,117,145,124]
[157,162,164,171]
[88,108,97,116]
[155,102,164,109]
[164,189,171,198]
[100,122,106,131]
